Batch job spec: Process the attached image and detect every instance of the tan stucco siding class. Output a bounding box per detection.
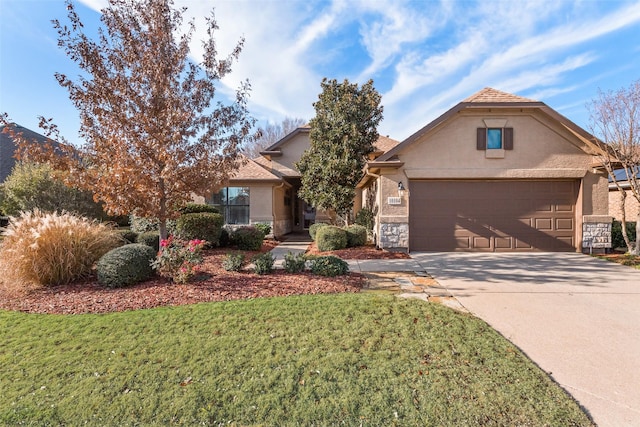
[271,133,310,177]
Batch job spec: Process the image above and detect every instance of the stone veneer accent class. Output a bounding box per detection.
[379,222,409,251]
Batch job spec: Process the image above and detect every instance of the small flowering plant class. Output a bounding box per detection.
[151,236,206,284]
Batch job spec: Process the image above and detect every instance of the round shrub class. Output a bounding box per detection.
[254,222,272,236]
[309,255,349,277]
[129,215,176,234]
[222,252,245,272]
[116,229,139,244]
[309,222,329,241]
[231,226,265,251]
[96,244,156,288]
[179,203,219,214]
[253,252,275,275]
[283,251,307,273]
[344,224,367,247]
[175,212,224,247]
[137,231,160,252]
[0,209,120,287]
[316,225,348,252]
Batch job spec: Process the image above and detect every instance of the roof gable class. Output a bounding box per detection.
[376,87,597,162]
[229,155,282,182]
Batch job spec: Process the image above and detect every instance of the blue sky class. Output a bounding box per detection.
[1,0,639,145]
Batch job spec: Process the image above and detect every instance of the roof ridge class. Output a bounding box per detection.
[463,87,538,103]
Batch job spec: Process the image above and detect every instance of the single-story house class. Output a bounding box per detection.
[203,87,610,252]
[608,169,640,222]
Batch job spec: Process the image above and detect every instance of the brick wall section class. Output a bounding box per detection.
[609,189,640,221]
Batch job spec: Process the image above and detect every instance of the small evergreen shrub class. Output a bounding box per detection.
[254,222,272,236]
[129,215,176,234]
[253,252,275,275]
[354,207,374,234]
[344,224,367,247]
[175,212,224,247]
[232,226,265,251]
[179,203,219,214]
[137,231,160,252]
[309,222,329,241]
[283,251,307,273]
[222,252,245,272]
[0,210,120,287]
[219,227,230,247]
[96,244,156,288]
[309,255,349,277]
[116,229,138,244]
[612,220,637,249]
[316,226,348,252]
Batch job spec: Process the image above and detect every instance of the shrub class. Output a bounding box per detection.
[175,212,224,247]
[354,207,374,234]
[0,162,107,219]
[129,215,176,234]
[283,251,307,273]
[219,227,230,247]
[253,252,275,275]
[151,237,205,283]
[309,222,329,241]
[137,231,160,252]
[612,220,637,250]
[179,203,219,214]
[96,244,156,288]
[222,252,245,272]
[232,226,265,251]
[116,229,138,244]
[0,209,120,286]
[309,255,349,277]
[344,224,367,247]
[316,226,348,252]
[254,222,272,236]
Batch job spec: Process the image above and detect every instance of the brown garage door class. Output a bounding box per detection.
[409,180,578,252]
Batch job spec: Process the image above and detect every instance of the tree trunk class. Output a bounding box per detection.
[634,213,640,255]
[618,187,633,253]
[158,178,168,243]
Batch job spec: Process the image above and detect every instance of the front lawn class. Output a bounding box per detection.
[1,294,592,426]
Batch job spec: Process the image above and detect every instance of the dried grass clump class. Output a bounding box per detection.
[0,209,121,287]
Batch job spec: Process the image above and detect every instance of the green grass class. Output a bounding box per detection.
[0,294,592,426]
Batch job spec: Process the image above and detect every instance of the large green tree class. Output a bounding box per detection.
[296,78,383,224]
[1,0,254,240]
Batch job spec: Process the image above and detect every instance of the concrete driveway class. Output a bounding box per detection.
[411,252,640,427]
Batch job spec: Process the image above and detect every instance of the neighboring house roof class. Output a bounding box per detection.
[0,123,56,183]
[609,168,640,189]
[375,87,601,164]
[373,134,401,155]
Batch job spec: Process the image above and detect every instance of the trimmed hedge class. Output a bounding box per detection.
[316,226,348,252]
[309,255,349,277]
[232,226,265,251]
[179,203,219,214]
[309,223,329,241]
[137,231,160,252]
[344,224,367,247]
[175,212,224,247]
[96,244,156,288]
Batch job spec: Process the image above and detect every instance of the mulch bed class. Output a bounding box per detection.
[596,252,640,267]
[306,242,411,259]
[0,241,371,315]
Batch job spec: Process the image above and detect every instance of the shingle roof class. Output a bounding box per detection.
[463,87,537,103]
[0,124,57,183]
[229,156,282,182]
[374,135,401,153]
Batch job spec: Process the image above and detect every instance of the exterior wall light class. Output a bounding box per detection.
[398,181,406,197]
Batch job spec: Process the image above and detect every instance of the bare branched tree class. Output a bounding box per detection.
[589,79,640,254]
[243,117,306,158]
[1,0,255,240]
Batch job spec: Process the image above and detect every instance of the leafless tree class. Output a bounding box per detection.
[243,117,306,158]
[589,79,640,254]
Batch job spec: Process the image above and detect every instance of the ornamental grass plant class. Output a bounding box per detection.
[0,209,120,288]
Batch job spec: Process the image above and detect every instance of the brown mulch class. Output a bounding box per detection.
[0,242,367,315]
[306,242,411,259]
[596,252,640,267]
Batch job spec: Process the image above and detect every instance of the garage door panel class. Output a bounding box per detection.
[409,180,578,252]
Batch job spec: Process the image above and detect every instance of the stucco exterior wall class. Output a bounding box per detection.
[270,133,310,177]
